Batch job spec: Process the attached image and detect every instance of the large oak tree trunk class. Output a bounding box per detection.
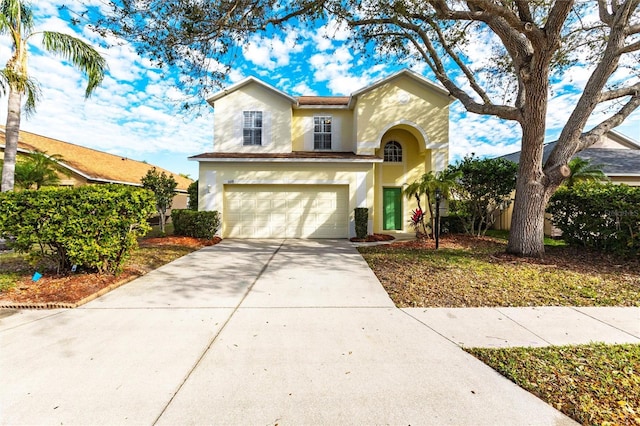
[506,68,550,257]
[1,87,23,192]
[506,178,547,257]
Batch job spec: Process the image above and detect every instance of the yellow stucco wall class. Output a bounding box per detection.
[372,129,432,233]
[212,83,293,153]
[354,75,449,156]
[291,109,354,152]
[199,161,376,236]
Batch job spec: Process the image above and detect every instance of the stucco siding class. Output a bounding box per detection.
[291,109,354,152]
[373,129,432,234]
[212,83,293,153]
[354,76,449,156]
[199,162,375,237]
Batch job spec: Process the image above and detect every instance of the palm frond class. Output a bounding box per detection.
[0,0,34,35]
[40,31,107,97]
[566,157,609,187]
[0,69,7,96]
[22,76,41,116]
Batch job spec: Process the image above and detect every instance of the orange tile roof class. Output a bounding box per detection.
[0,128,192,191]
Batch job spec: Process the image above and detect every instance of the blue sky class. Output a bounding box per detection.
[1,1,638,180]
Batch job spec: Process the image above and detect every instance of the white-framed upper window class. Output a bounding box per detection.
[314,116,332,150]
[384,141,403,162]
[243,111,263,146]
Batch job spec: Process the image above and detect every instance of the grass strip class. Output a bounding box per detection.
[467,343,640,425]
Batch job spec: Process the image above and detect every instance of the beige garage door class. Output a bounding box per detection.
[224,185,349,238]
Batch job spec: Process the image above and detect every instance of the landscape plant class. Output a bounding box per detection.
[8,150,71,190]
[354,207,368,239]
[446,155,518,236]
[171,209,221,240]
[0,184,155,274]
[564,157,609,188]
[141,167,178,233]
[547,181,640,255]
[0,0,107,192]
[187,180,199,210]
[404,171,458,238]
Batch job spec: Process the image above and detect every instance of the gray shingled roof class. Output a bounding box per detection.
[500,142,640,176]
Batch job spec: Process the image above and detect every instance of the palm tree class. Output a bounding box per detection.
[565,157,609,188]
[13,150,69,189]
[404,170,459,238]
[0,0,107,192]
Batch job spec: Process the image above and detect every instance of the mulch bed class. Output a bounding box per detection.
[350,233,396,242]
[0,236,220,307]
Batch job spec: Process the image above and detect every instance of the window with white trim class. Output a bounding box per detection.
[243,111,263,146]
[384,141,403,162]
[314,116,332,150]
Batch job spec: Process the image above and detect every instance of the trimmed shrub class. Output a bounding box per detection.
[187,180,199,210]
[440,214,466,234]
[172,209,221,239]
[547,182,640,255]
[0,185,155,274]
[354,207,369,239]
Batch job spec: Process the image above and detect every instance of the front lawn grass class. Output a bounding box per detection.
[467,343,640,425]
[359,234,640,307]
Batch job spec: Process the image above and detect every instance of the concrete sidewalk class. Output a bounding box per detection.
[1,238,634,425]
[405,306,640,348]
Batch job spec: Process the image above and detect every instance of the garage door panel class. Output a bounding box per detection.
[224,185,348,238]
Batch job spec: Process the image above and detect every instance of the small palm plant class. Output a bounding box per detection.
[565,157,609,188]
[0,0,107,192]
[13,150,70,189]
[404,170,459,238]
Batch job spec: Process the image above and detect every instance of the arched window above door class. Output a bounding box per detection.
[383,141,402,162]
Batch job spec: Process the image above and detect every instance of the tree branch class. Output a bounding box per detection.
[620,39,640,53]
[550,1,634,160]
[515,0,533,23]
[578,91,640,151]
[600,82,640,102]
[598,0,613,24]
[423,16,492,104]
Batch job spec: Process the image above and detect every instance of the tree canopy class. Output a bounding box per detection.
[141,167,178,233]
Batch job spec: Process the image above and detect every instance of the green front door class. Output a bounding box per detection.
[383,187,402,230]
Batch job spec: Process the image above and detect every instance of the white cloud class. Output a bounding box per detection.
[242,29,306,70]
[312,19,352,51]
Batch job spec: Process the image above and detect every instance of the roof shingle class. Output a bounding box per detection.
[0,128,193,190]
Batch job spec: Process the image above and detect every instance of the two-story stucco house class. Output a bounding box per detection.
[190,69,452,238]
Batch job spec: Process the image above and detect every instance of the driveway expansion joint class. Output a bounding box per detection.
[151,239,285,426]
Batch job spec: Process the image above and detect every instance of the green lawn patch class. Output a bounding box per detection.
[359,234,640,307]
[467,343,640,425]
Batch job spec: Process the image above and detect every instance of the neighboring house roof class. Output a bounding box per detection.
[500,140,640,177]
[606,130,640,149]
[190,151,382,162]
[0,128,193,191]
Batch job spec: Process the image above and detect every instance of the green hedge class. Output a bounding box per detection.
[354,207,368,239]
[0,185,155,274]
[171,209,220,239]
[547,182,640,255]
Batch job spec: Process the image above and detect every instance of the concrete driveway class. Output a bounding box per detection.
[0,239,575,425]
